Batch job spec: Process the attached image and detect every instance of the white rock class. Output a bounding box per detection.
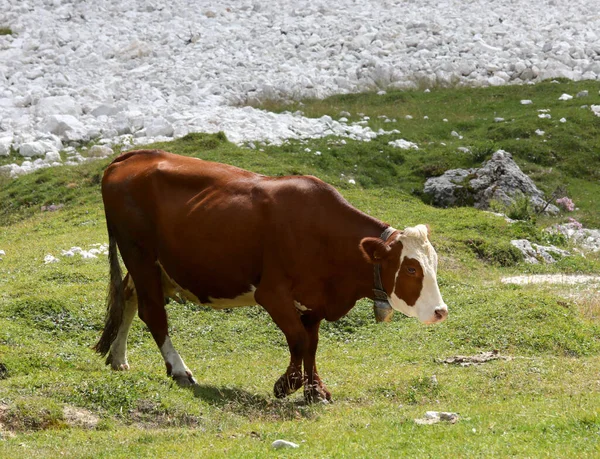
[42,115,87,142]
[91,104,121,117]
[19,142,48,157]
[145,117,174,137]
[488,76,506,86]
[535,129,545,136]
[44,254,60,264]
[88,145,114,158]
[520,100,533,105]
[560,117,567,123]
[0,137,12,156]
[389,139,418,150]
[558,93,573,101]
[591,105,600,117]
[271,440,299,449]
[45,151,62,162]
[36,95,82,117]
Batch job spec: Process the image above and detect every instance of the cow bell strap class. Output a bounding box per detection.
[373,226,396,308]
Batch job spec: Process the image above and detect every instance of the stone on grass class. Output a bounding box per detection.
[272,440,299,449]
[510,239,570,263]
[87,145,114,158]
[44,254,60,264]
[414,411,459,425]
[547,222,600,252]
[388,139,418,150]
[424,150,559,214]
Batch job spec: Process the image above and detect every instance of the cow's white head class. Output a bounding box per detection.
[360,224,448,324]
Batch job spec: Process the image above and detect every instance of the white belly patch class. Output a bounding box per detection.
[157,261,257,309]
[294,301,311,314]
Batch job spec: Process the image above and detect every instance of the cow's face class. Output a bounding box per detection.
[360,224,447,324]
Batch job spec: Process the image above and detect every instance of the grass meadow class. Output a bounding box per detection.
[1,80,600,457]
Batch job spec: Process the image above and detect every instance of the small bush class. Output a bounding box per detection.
[466,238,523,266]
[490,194,535,221]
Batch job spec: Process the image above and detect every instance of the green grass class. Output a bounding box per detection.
[2,80,600,457]
[0,27,12,36]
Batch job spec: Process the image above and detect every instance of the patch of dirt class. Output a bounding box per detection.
[0,403,100,434]
[436,350,511,366]
[129,400,202,429]
[62,406,99,429]
[0,404,16,439]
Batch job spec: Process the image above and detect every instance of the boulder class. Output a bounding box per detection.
[424,150,559,214]
[87,145,114,158]
[145,117,174,137]
[547,222,600,252]
[42,115,88,142]
[0,136,12,156]
[510,239,570,264]
[19,141,48,157]
[36,95,82,117]
[91,104,121,117]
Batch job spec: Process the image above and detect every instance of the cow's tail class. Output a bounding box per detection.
[93,226,125,358]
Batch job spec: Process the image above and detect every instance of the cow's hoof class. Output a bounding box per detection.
[274,373,303,398]
[106,352,130,371]
[173,371,197,387]
[304,384,332,404]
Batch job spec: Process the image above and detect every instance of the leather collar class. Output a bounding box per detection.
[373,226,396,309]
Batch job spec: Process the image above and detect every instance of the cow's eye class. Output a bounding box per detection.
[407,267,416,275]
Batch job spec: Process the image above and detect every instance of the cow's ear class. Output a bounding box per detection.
[359,237,391,264]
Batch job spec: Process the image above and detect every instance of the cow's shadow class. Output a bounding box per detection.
[191,384,315,420]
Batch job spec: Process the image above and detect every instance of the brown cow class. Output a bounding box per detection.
[94,149,447,403]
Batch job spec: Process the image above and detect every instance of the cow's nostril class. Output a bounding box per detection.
[434,307,448,321]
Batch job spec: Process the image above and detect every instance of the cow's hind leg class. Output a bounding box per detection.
[255,287,305,399]
[302,318,331,403]
[122,248,196,387]
[106,273,138,370]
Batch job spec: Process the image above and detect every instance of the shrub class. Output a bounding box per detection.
[466,238,524,266]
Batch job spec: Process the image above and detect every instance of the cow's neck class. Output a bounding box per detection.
[323,213,389,320]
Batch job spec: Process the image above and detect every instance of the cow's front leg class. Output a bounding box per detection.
[273,362,304,399]
[302,318,331,403]
[255,286,306,399]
